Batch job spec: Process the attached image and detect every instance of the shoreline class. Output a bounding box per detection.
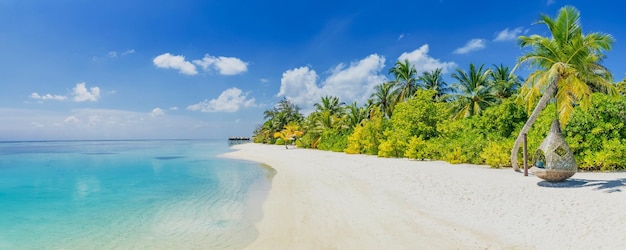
[221,143,626,249]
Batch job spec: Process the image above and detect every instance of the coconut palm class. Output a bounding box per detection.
[449,63,497,119]
[256,98,303,143]
[314,95,345,117]
[510,6,615,170]
[273,123,304,149]
[344,101,368,129]
[370,81,396,118]
[418,68,450,102]
[313,110,344,131]
[389,59,419,102]
[489,64,522,100]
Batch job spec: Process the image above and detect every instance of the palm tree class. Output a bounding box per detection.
[344,102,368,129]
[389,59,419,102]
[313,95,345,117]
[489,64,522,100]
[418,68,450,102]
[370,82,396,118]
[273,123,304,149]
[312,110,344,131]
[510,6,615,170]
[449,63,497,119]
[257,98,303,143]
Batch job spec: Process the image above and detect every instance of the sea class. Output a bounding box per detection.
[0,140,273,249]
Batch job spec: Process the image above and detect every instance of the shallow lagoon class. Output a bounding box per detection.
[0,140,272,249]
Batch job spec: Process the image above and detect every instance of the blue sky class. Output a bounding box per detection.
[0,0,624,140]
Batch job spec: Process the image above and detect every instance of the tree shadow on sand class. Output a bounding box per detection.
[537,178,626,193]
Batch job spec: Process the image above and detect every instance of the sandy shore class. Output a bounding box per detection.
[221,143,626,249]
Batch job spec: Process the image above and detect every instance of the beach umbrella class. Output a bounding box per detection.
[530,119,577,182]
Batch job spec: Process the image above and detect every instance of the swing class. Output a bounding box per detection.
[530,119,577,182]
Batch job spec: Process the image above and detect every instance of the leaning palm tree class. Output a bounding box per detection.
[510,6,615,171]
[389,59,419,102]
[370,82,396,118]
[489,64,522,100]
[449,63,497,119]
[418,68,450,102]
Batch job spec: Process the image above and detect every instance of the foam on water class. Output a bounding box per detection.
[0,140,272,249]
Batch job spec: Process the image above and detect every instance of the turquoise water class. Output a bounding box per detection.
[0,140,273,249]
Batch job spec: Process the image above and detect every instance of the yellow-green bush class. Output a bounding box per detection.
[579,139,626,171]
[344,125,364,154]
[377,141,395,158]
[480,140,513,168]
[404,136,428,160]
[274,138,285,145]
[344,109,385,155]
[444,147,467,164]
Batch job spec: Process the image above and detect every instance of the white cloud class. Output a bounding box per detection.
[193,54,248,75]
[547,0,555,5]
[277,54,387,112]
[107,49,135,58]
[260,78,269,83]
[121,49,136,56]
[397,34,405,40]
[73,82,101,102]
[29,83,100,103]
[398,44,457,73]
[169,106,178,110]
[30,92,67,101]
[494,27,524,41]
[64,116,79,124]
[151,108,165,117]
[277,66,321,109]
[153,53,198,75]
[453,39,486,54]
[187,87,257,112]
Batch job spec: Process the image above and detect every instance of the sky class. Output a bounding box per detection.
[0,0,624,140]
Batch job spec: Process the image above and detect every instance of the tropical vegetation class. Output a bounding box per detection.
[252,6,626,171]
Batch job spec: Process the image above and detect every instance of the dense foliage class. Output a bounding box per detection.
[252,5,626,171]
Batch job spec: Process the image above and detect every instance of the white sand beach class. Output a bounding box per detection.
[221,143,626,249]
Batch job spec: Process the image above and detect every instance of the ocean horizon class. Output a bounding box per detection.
[0,140,273,249]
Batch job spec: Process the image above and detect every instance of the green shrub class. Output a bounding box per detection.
[579,139,626,171]
[274,138,285,145]
[345,109,386,155]
[565,93,626,169]
[405,136,428,160]
[318,131,349,152]
[345,125,364,154]
[377,140,395,158]
[434,117,488,165]
[444,147,467,164]
[480,140,513,168]
[378,90,446,158]
[297,132,317,148]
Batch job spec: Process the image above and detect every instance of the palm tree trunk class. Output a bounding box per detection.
[511,81,558,171]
